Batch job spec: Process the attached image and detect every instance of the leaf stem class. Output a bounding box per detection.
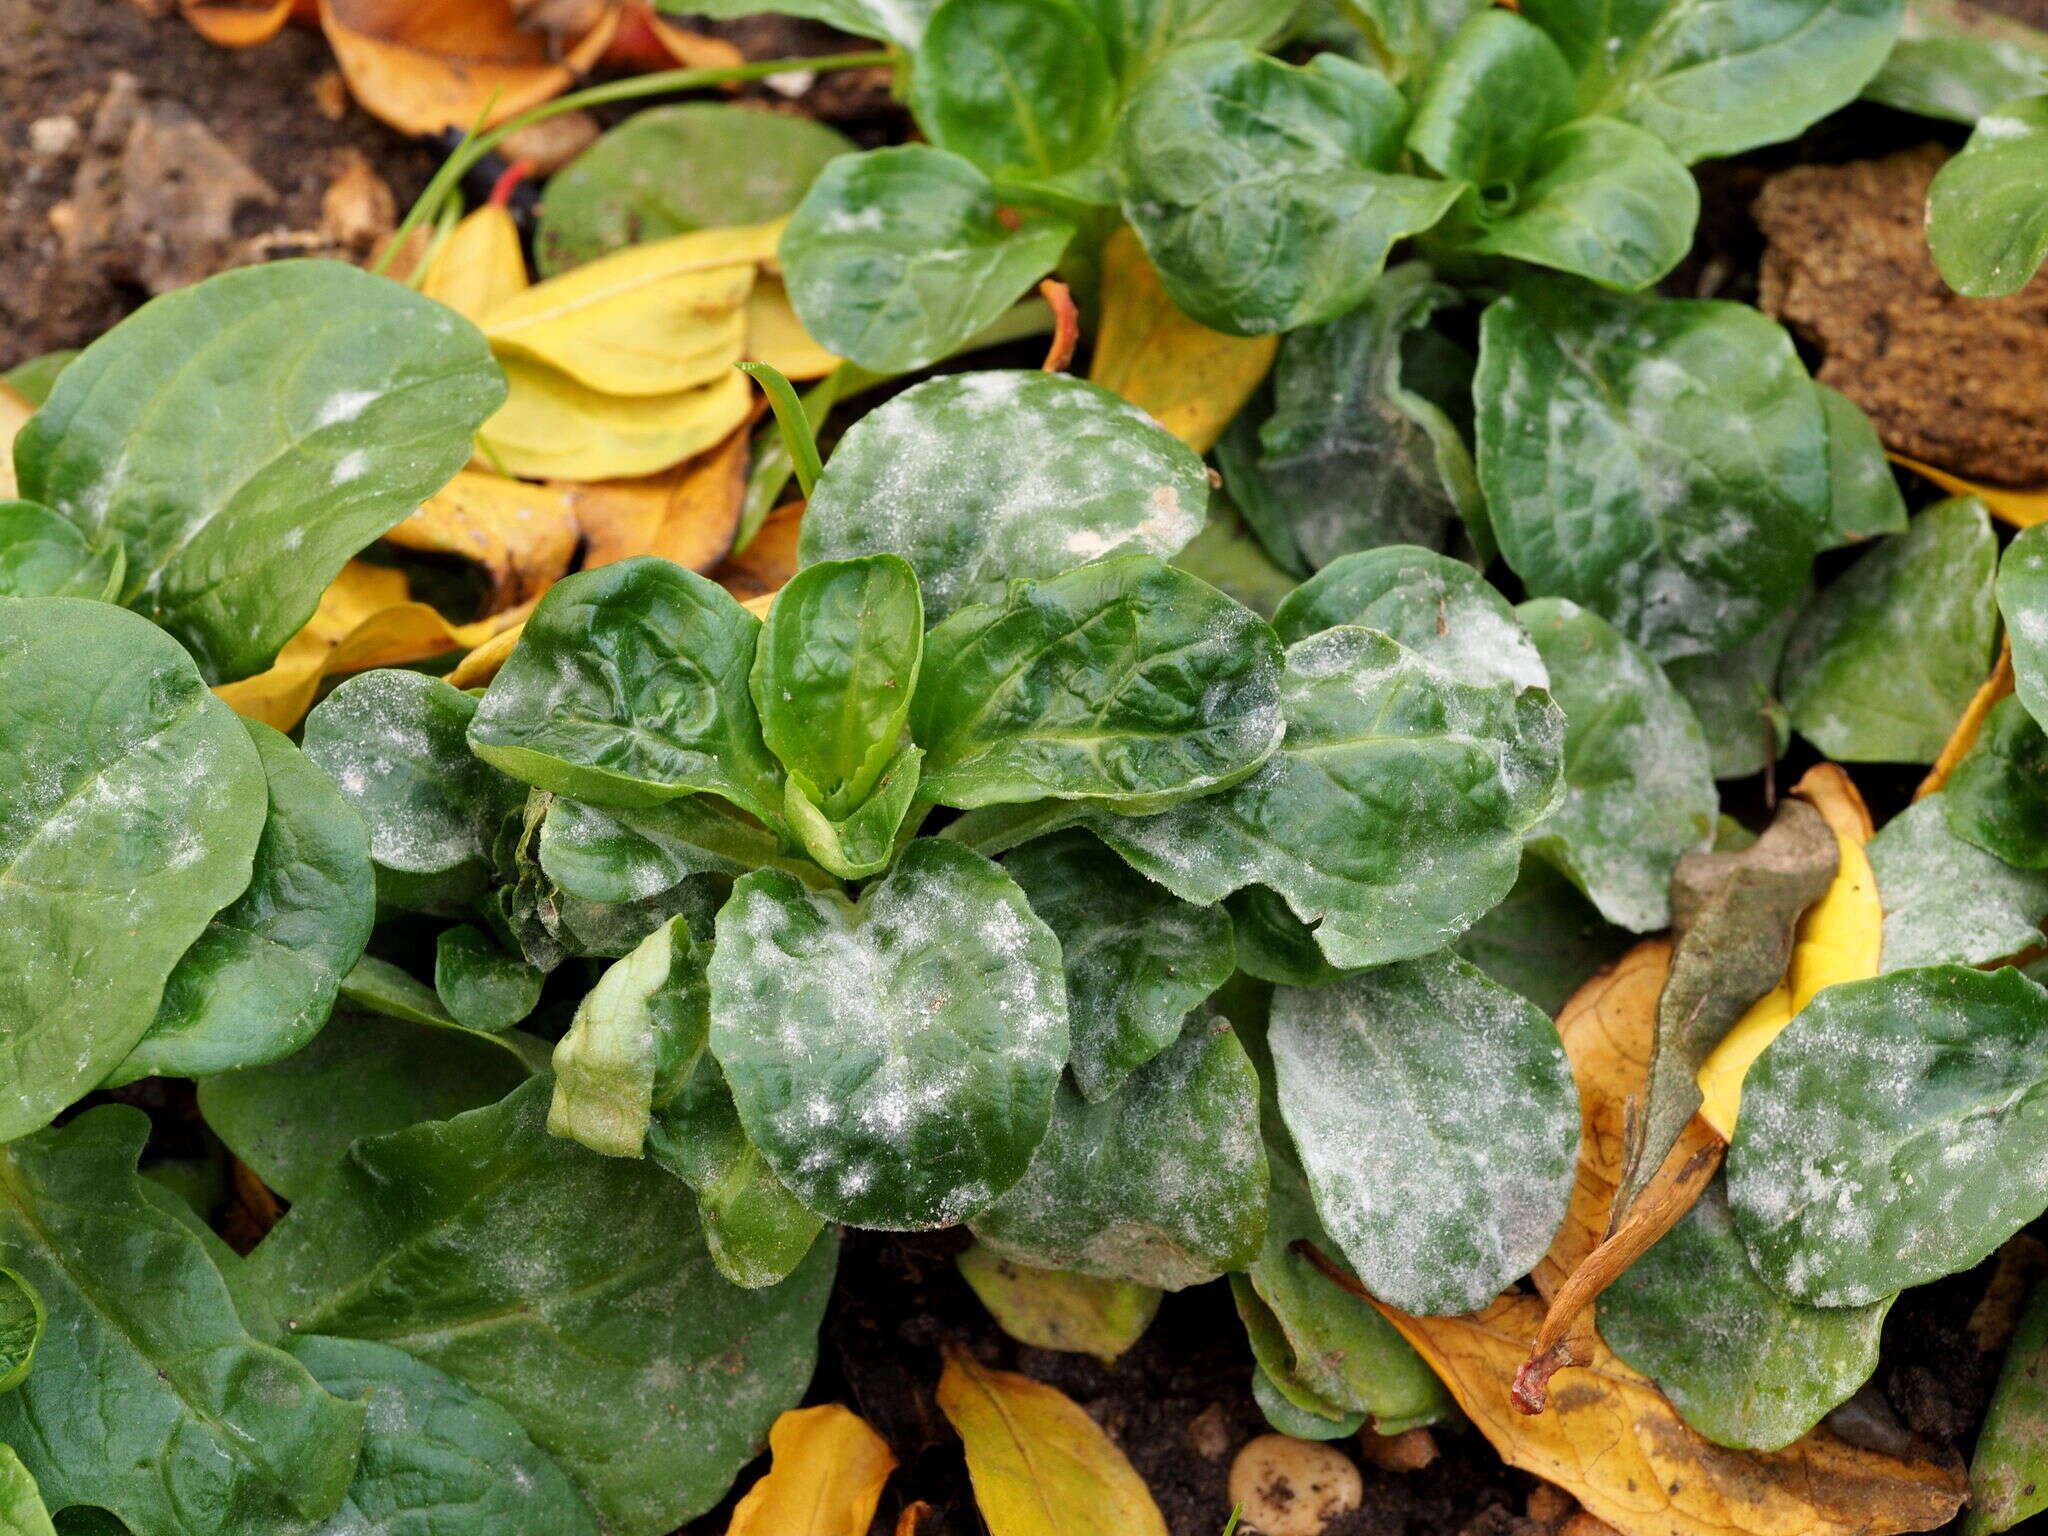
[737,362,825,499]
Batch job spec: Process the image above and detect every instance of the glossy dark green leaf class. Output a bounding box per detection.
[781,146,1073,373]
[1869,795,2048,970]
[1964,1278,2048,1535]
[1520,598,1717,932]
[780,744,924,879]
[913,554,1283,812]
[2003,520,2048,738]
[248,1078,836,1536]
[1864,0,2048,122]
[197,1007,538,1201]
[911,0,1116,182]
[1115,43,1462,335]
[1727,965,2048,1306]
[469,559,782,821]
[286,1335,601,1536]
[0,1107,364,1534]
[0,598,265,1143]
[972,1014,1267,1289]
[338,954,456,1027]
[1169,497,1300,619]
[1817,383,1909,546]
[1406,11,1575,184]
[303,669,524,915]
[1003,829,1235,1100]
[654,0,937,47]
[1600,1179,1888,1451]
[431,924,541,1033]
[1227,886,1351,988]
[1947,696,2048,868]
[1476,283,1828,662]
[1929,94,2048,297]
[1519,0,1905,163]
[534,104,852,275]
[1088,625,1564,969]
[0,502,121,600]
[1452,855,1632,1016]
[14,261,504,682]
[0,1445,54,1536]
[1782,498,1998,763]
[801,371,1210,623]
[1071,0,1296,79]
[0,1273,41,1396]
[1270,951,1579,1315]
[2,350,76,406]
[709,838,1068,1229]
[111,721,374,1084]
[1664,605,1797,781]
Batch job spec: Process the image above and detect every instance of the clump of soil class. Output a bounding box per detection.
[1757,143,2048,486]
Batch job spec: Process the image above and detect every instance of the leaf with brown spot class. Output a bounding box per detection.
[383,470,579,613]
[568,423,751,574]
[725,1404,897,1536]
[181,0,295,46]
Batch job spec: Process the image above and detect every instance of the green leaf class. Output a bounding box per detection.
[1338,0,1488,83]
[1663,605,1797,781]
[110,721,374,1084]
[1476,283,1828,662]
[1169,496,1301,619]
[1251,1368,1365,1439]
[433,925,543,1033]
[1003,829,1235,1100]
[1864,0,2048,123]
[1270,951,1579,1316]
[303,670,524,915]
[534,104,852,275]
[469,559,782,821]
[1452,854,1632,1016]
[286,1335,601,1536]
[780,146,1073,373]
[709,838,1068,1229]
[972,1014,1268,1289]
[652,0,937,47]
[955,1244,1161,1365]
[1868,795,2048,970]
[2,351,76,407]
[197,1007,537,1201]
[1071,0,1297,80]
[1519,0,1905,163]
[338,954,457,1027]
[2002,522,2048,738]
[913,555,1284,812]
[0,502,122,600]
[0,1273,41,1396]
[753,555,922,815]
[0,598,265,1143]
[1406,11,1576,185]
[0,1446,54,1536]
[1520,598,1717,932]
[780,744,924,879]
[1216,265,1483,572]
[1727,964,2048,1306]
[1817,382,1909,546]
[1115,43,1463,335]
[14,261,504,682]
[0,1107,364,1533]
[800,371,1210,623]
[1599,1179,1888,1452]
[247,1078,836,1536]
[1947,695,2048,868]
[1964,1277,2048,1535]
[1781,498,1999,763]
[1929,94,2048,297]
[1227,887,1351,988]
[911,0,1117,182]
[1087,625,1564,969]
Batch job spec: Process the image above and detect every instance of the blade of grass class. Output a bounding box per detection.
[737,362,824,499]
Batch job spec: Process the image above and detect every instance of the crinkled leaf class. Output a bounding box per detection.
[0,1273,41,1396]
[14,261,505,682]
[1664,605,1797,781]
[1782,499,1998,763]
[709,839,1068,1228]
[1965,1277,2048,1536]
[0,598,265,1142]
[1869,794,2048,970]
[1406,12,1575,184]
[800,371,1209,623]
[1947,695,2048,868]
[0,502,121,600]
[538,794,811,903]
[912,0,1117,182]
[955,1245,1161,1365]
[1929,93,2048,297]
[434,924,543,1033]
[1817,383,1909,546]
[1453,856,1634,1016]
[1520,598,1717,932]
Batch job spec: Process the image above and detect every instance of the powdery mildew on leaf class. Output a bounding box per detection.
[1867,795,2048,970]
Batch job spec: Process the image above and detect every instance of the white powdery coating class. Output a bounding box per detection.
[306,672,480,875]
[1869,796,2048,969]
[313,389,378,428]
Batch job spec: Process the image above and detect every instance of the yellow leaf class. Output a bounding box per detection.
[181,0,295,48]
[725,1404,896,1536]
[480,222,780,396]
[478,356,753,481]
[1696,765,1882,1137]
[421,205,530,323]
[936,1344,1169,1536]
[384,470,579,612]
[0,382,31,500]
[1372,1290,1965,1536]
[745,275,841,382]
[1891,454,2048,528]
[1918,635,2016,800]
[1088,226,1278,454]
[569,422,751,574]
[956,1243,1162,1368]
[446,620,523,689]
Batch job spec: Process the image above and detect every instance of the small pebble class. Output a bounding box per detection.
[28,116,80,157]
[1228,1434,1363,1536]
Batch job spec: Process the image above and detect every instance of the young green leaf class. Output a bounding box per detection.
[913,555,1284,812]
[1,350,75,406]
[780,146,1074,372]
[1946,695,2048,868]
[434,924,544,1033]
[1115,43,1463,335]
[1965,1278,2048,1536]
[1816,382,1909,546]
[1663,605,1798,781]
[1003,829,1235,1100]
[538,794,808,903]
[1727,965,2048,1306]
[0,1107,366,1534]
[1270,951,1580,1316]
[1072,0,1297,80]
[108,720,375,1085]
[800,371,1210,623]
[1868,795,2048,970]
[1088,625,1564,969]
[0,1272,42,1396]
[469,558,784,821]
[1406,12,1575,185]
[709,839,1068,1228]
[1929,94,2048,297]
[956,1245,1162,1365]
[14,261,505,682]
[1476,283,1829,662]
[0,598,265,1143]
[0,1445,53,1536]
[911,0,1117,183]
[0,501,122,600]
[1863,0,2048,123]
[1781,499,1999,763]
[1250,1367,1366,1439]
[1453,856,1631,1016]
[973,1014,1267,1289]
[247,1078,836,1536]
[1520,598,1718,932]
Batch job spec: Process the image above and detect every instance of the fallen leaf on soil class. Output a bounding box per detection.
[569,421,751,572]
[956,1243,1162,1367]
[637,6,745,71]
[384,470,579,612]
[319,148,396,252]
[1894,453,2048,528]
[1228,1434,1361,1536]
[421,204,530,321]
[725,1403,896,1536]
[0,382,31,499]
[1371,1290,1965,1536]
[1918,635,2017,799]
[478,357,754,480]
[1089,227,1279,454]
[746,277,841,381]
[181,0,295,46]
[937,1343,1169,1536]
[445,620,524,688]
[713,500,804,601]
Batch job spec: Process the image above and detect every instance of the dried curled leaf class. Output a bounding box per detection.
[478,358,753,481]
[726,1404,896,1536]
[421,204,530,323]
[569,424,751,575]
[383,471,578,613]
[1919,635,2017,801]
[1893,452,2048,529]
[181,0,295,47]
